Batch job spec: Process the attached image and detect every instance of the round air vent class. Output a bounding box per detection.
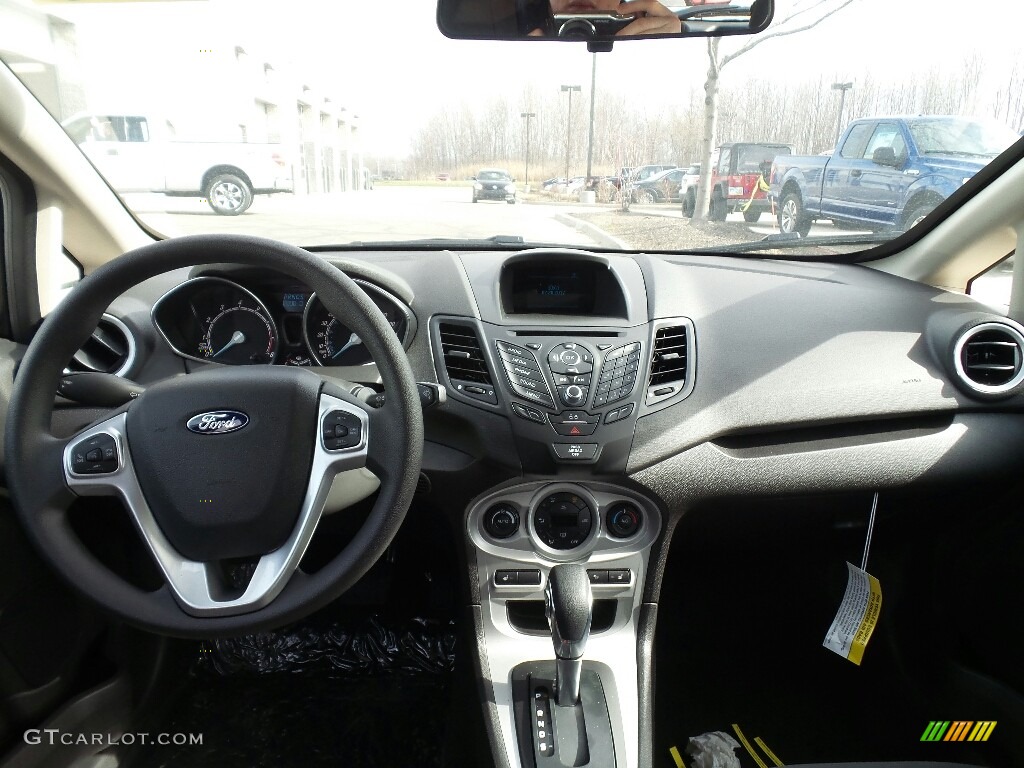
[66,314,136,377]
[953,321,1024,396]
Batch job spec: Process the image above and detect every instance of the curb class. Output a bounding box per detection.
[555,213,630,250]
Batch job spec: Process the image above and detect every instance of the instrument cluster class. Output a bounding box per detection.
[151,274,413,367]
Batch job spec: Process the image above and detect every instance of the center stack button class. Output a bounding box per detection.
[496,341,554,408]
[548,343,594,407]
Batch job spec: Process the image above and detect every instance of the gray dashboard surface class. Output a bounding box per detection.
[628,254,1022,473]
[60,248,1024,505]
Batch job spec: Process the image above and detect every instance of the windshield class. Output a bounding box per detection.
[1,0,1022,255]
[908,118,1020,158]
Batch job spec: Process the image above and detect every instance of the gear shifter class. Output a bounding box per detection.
[545,563,593,707]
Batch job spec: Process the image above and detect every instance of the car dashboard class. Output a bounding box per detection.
[66,245,1024,768]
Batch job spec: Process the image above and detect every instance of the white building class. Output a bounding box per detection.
[0,0,367,194]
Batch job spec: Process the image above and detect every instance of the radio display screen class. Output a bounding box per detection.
[510,263,596,314]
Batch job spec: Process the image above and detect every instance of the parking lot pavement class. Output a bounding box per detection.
[127,186,609,248]
[121,189,1011,307]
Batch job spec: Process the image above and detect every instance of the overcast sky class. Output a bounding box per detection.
[47,0,1024,155]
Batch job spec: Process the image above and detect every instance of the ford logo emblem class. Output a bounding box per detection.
[186,410,249,435]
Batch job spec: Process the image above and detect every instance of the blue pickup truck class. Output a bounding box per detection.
[769,116,1018,236]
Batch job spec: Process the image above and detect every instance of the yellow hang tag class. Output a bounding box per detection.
[823,562,882,665]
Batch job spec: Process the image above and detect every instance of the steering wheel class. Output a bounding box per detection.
[4,235,423,636]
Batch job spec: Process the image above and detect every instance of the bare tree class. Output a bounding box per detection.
[691,0,857,224]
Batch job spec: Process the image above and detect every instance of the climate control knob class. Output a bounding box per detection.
[483,503,520,539]
[606,502,642,538]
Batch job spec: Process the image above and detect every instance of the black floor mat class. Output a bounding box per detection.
[128,615,458,768]
[653,497,1001,768]
[145,673,451,768]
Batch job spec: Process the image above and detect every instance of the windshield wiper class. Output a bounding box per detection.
[686,232,895,256]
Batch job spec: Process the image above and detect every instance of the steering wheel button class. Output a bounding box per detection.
[85,448,102,462]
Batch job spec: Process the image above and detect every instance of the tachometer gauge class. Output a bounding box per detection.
[200,303,277,364]
[302,282,411,366]
[151,276,279,366]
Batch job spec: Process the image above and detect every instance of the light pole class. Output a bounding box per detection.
[561,84,581,189]
[520,112,536,191]
[586,54,597,181]
[831,82,853,148]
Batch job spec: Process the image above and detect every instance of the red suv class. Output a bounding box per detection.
[707,142,793,222]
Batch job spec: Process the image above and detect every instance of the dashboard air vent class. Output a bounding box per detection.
[954,321,1024,396]
[66,314,136,377]
[440,322,492,384]
[649,325,687,386]
[645,323,691,406]
[438,321,498,405]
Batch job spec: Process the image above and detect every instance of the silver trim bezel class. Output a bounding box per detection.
[302,279,416,366]
[526,483,602,562]
[642,316,696,410]
[150,275,281,366]
[952,320,1024,395]
[63,393,369,616]
[66,313,138,378]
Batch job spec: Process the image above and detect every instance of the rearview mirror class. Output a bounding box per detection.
[437,0,773,43]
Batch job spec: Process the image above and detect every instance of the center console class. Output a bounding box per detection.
[433,250,692,767]
[468,481,662,768]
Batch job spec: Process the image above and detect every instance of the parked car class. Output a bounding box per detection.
[62,112,293,215]
[565,176,587,195]
[707,141,792,222]
[679,162,702,216]
[770,116,1020,236]
[628,163,677,184]
[631,167,685,204]
[472,168,517,203]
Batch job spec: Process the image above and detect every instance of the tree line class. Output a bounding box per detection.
[406,51,1023,181]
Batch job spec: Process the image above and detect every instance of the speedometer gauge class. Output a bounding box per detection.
[302,281,411,366]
